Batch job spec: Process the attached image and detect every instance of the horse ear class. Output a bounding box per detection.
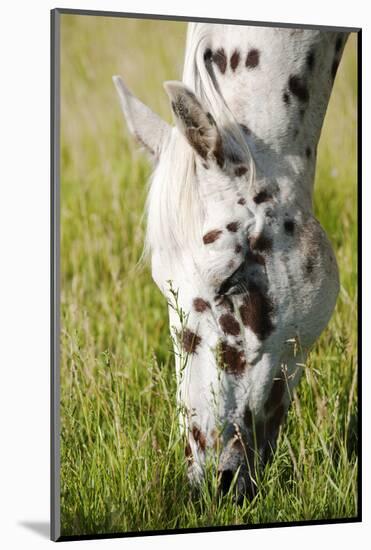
[113,76,170,160]
[163,81,224,166]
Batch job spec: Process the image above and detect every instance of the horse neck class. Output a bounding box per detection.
[184,24,348,210]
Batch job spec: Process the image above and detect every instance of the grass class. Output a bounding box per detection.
[59,15,358,537]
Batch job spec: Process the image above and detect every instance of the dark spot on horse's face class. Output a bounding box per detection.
[253,190,272,204]
[284,220,295,234]
[202,162,209,169]
[219,313,241,336]
[283,91,290,105]
[213,48,227,74]
[264,377,286,414]
[226,221,240,232]
[235,243,242,254]
[192,425,206,451]
[239,283,274,340]
[181,328,201,353]
[288,75,309,103]
[230,50,240,71]
[219,341,247,375]
[246,49,260,68]
[305,146,312,158]
[249,234,272,252]
[306,49,315,71]
[237,197,246,206]
[215,295,235,312]
[335,35,343,53]
[234,166,248,177]
[185,442,193,463]
[245,250,265,266]
[193,297,211,313]
[331,58,339,80]
[203,229,223,244]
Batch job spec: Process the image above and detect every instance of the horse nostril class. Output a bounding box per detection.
[219,469,234,496]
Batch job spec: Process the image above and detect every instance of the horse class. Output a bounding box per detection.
[113,22,348,501]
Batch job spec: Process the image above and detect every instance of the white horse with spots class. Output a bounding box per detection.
[114,23,347,500]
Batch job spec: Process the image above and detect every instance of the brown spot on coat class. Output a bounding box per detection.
[283,92,290,105]
[237,197,246,205]
[203,229,222,244]
[239,283,274,340]
[226,221,240,232]
[219,341,247,375]
[213,48,227,74]
[253,190,272,204]
[235,243,242,254]
[230,50,240,71]
[246,250,265,266]
[246,49,260,68]
[192,425,206,451]
[305,146,312,158]
[234,166,248,177]
[181,329,201,353]
[185,443,193,463]
[288,75,309,103]
[219,313,241,336]
[193,297,211,313]
[249,234,272,252]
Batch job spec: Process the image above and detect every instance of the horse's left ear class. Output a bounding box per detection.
[113,76,170,160]
[164,81,224,166]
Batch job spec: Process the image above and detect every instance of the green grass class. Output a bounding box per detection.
[59,15,358,537]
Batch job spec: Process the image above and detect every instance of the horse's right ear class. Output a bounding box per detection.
[113,76,170,160]
[164,81,224,167]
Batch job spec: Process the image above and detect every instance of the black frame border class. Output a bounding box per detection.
[51,7,362,542]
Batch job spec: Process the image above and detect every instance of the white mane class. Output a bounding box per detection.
[144,23,255,264]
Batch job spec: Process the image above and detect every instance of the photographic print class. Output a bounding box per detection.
[51,9,360,541]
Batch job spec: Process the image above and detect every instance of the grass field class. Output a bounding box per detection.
[59,15,358,537]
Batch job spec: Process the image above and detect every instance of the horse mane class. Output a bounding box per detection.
[143,23,255,266]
